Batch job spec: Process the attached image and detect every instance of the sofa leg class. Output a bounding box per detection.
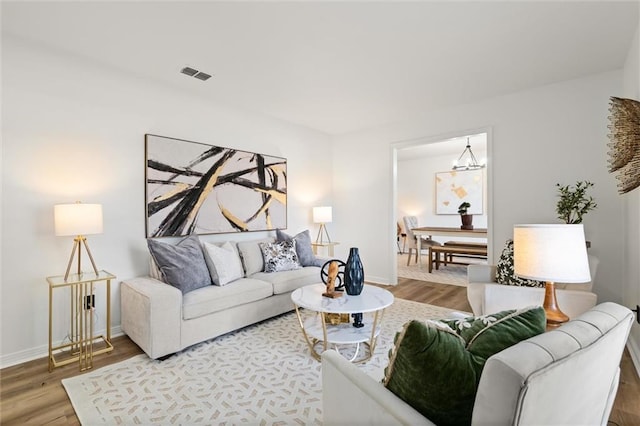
[157,352,176,361]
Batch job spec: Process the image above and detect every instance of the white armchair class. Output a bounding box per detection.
[467,255,599,319]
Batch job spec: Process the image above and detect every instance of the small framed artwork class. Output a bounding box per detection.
[145,134,287,237]
[435,170,483,215]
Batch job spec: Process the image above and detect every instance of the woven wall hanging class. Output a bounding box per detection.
[607,96,640,194]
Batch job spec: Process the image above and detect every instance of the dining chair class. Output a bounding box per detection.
[402,216,441,265]
[397,222,407,254]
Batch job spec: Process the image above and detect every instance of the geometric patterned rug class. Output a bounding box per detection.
[62,298,459,425]
[397,253,486,287]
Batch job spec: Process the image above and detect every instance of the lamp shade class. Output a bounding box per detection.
[54,203,103,236]
[513,224,590,283]
[313,206,332,223]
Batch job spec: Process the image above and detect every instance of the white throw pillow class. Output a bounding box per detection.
[202,241,244,286]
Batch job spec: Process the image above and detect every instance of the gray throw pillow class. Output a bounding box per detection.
[147,235,212,294]
[276,229,318,267]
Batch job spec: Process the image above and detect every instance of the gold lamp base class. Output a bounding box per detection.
[64,235,99,280]
[543,281,569,327]
[315,223,332,244]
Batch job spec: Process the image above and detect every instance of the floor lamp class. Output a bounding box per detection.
[513,224,591,327]
[55,203,103,280]
[313,206,332,244]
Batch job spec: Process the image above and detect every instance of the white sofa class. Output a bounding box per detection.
[322,302,633,425]
[121,237,324,359]
[466,255,599,319]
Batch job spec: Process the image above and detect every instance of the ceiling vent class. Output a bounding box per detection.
[181,66,212,81]
[194,72,212,81]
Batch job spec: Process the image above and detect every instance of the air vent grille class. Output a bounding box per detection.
[181,67,198,76]
[194,72,212,81]
[181,66,212,81]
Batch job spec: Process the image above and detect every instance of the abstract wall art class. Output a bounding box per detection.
[435,169,483,215]
[145,134,287,237]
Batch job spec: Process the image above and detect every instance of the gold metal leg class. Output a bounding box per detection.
[293,304,321,361]
[106,279,111,343]
[48,285,53,372]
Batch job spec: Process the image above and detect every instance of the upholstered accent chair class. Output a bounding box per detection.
[402,216,441,266]
[467,255,599,319]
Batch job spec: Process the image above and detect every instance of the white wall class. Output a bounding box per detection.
[333,71,625,295]
[622,24,640,375]
[397,149,488,233]
[0,36,333,366]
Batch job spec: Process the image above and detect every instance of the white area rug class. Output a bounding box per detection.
[63,299,457,425]
[396,252,486,286]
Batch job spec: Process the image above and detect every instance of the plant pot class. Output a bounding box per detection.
[461,214,474,230]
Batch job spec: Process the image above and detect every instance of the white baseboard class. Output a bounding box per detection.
[627,333,640,378]
[0,326,123,369]
[365,275,393,285]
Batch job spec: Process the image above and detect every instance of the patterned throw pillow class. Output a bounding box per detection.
[383,306,546,426]
[275,229,321,267]
[259,240,302,273]
[495,239,545,287]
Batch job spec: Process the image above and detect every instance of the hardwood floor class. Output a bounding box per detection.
[1,278,638,425]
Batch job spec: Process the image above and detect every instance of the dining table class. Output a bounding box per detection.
[411,226,488,267]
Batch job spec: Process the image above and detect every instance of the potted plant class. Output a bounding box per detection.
[556,181,597,224]
[458,202,473,230]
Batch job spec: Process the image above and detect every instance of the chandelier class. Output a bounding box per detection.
[452,138,485,171]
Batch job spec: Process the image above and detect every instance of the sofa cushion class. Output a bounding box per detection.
[496,239,544,287]
[202,241,244,286]
[182,278,273,320]
[259,240,302,272]
[237,237,275,276]
[383,306,546,426]
[252,266,321,295]
[276,229,321,267]
[147,235,212,294]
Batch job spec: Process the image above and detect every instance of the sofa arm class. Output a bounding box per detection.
[466,265,497,316]
[483,284,597,320]
[321,351,434,426]
[121,276,182,359]
[467,264,496,283]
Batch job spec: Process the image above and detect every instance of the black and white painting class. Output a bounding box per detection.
[145,134,287,237]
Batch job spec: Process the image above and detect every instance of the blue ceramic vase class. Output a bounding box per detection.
[344,247,364,296]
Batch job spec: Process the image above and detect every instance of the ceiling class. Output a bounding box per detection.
[3,1,638,135]
[397,133,487,162]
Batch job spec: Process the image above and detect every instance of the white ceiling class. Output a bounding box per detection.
[3,1,638,135]
[396,133,487,162]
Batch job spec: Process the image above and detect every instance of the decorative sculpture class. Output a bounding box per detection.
[607,96,640,194]
[322,260,343,298]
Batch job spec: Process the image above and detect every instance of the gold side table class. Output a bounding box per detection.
[311,241,340,257]
[47,270,115,372]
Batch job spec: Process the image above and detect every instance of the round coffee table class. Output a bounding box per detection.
[291,283,394,363]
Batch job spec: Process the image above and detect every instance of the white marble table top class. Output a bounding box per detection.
[291,283,394,314]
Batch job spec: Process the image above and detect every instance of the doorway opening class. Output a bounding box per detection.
[390,128,493,286]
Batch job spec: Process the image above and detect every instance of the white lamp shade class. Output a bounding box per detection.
[54,203,103,236]
[313,206,332,223]
[514,224,590,283]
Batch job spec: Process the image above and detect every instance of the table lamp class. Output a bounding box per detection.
[513,224,591,326]
[55,202,103,280]
[313,206,332,244]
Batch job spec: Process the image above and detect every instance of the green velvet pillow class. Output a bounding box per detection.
[383,306,546,426]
